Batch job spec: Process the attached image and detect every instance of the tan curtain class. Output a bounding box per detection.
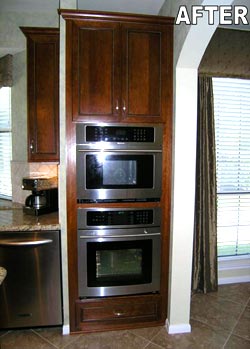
[0,54,13,88]
[192,75,218,293]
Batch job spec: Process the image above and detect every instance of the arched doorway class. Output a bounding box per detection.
[165,0,234,334]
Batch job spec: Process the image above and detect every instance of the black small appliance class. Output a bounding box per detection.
[22,177,58,216]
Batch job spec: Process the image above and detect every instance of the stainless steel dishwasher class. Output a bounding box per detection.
[0,230,62,329]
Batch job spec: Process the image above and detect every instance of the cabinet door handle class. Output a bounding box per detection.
[122,101,126,112]
[30,140,34,153]
[115,100,119,111]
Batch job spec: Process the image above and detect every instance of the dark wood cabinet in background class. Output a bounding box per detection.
[66,13,172,123]
[21,27,59,162]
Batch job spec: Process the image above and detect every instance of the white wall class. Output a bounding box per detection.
[58,0,77,335]
[159,0,234,334]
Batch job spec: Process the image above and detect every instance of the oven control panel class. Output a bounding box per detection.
[78,208,161,229]
[87,210,153,226]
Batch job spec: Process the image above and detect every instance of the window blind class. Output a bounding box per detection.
[0,87,12,199]
[213,77,250,257]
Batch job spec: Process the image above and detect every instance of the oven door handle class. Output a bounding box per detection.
[79,233,161,239]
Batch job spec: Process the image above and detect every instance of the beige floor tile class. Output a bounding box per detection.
[224,334,250,349]
[232,306,250,341]
[63,330,149,349]
[150,320,230,349]
[215,282,250,305]
[191,293,245,331]
[143,343,164,349]
[0,330,57,349]
[128,326,163,341]
[34,327,81,349]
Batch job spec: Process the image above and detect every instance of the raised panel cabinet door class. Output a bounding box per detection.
[71,21,120,121]
[121,23,168,123]
[21,27,59,162]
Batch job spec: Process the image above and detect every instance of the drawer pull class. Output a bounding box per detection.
[113,311,125,317]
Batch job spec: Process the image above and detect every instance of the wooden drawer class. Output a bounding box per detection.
[75,294,162,332]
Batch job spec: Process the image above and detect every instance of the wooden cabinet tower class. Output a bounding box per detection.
[61,9,173,333]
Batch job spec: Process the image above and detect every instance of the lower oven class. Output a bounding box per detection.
[77,207,161,298]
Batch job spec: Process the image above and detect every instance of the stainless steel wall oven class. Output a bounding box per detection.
[76,123,163,203]
[77,207,161,298]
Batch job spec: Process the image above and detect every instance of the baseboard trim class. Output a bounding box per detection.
[218,255,250,285]
[219,275,250,285]
[62,324,70,335]
[165,319,191,334]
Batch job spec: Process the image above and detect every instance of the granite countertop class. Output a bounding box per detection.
[0,200,60,232]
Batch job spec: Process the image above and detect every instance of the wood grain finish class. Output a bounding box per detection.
[61,9,174,334]
[20,27,59,162]
[122,24,161,121]
[72,20,120,120]
[75,294,162,333]
[62,10,173,123]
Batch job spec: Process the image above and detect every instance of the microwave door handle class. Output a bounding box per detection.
[77,149,162,153]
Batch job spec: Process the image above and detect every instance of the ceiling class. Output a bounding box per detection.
[0,0,58,13]
[77,0,165,15]
[0,0,165,15]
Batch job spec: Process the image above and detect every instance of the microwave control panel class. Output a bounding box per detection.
[86,126,154,143]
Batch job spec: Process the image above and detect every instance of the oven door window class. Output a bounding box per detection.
[87,240,152,287]
[86,154,153,189]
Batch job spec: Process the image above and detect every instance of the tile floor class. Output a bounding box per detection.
[0,282,249,349]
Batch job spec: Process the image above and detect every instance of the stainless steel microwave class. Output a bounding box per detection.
[76,123,163,203]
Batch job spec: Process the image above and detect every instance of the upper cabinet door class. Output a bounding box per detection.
[122,24,161,119]
[121,23,169,123]
[21,27,59,162]
[71,21,120,122]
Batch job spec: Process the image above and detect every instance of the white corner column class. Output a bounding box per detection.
[58,0,77,336]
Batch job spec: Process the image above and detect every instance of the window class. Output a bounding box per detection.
[0,87,12,199]
[213,77,250,257]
